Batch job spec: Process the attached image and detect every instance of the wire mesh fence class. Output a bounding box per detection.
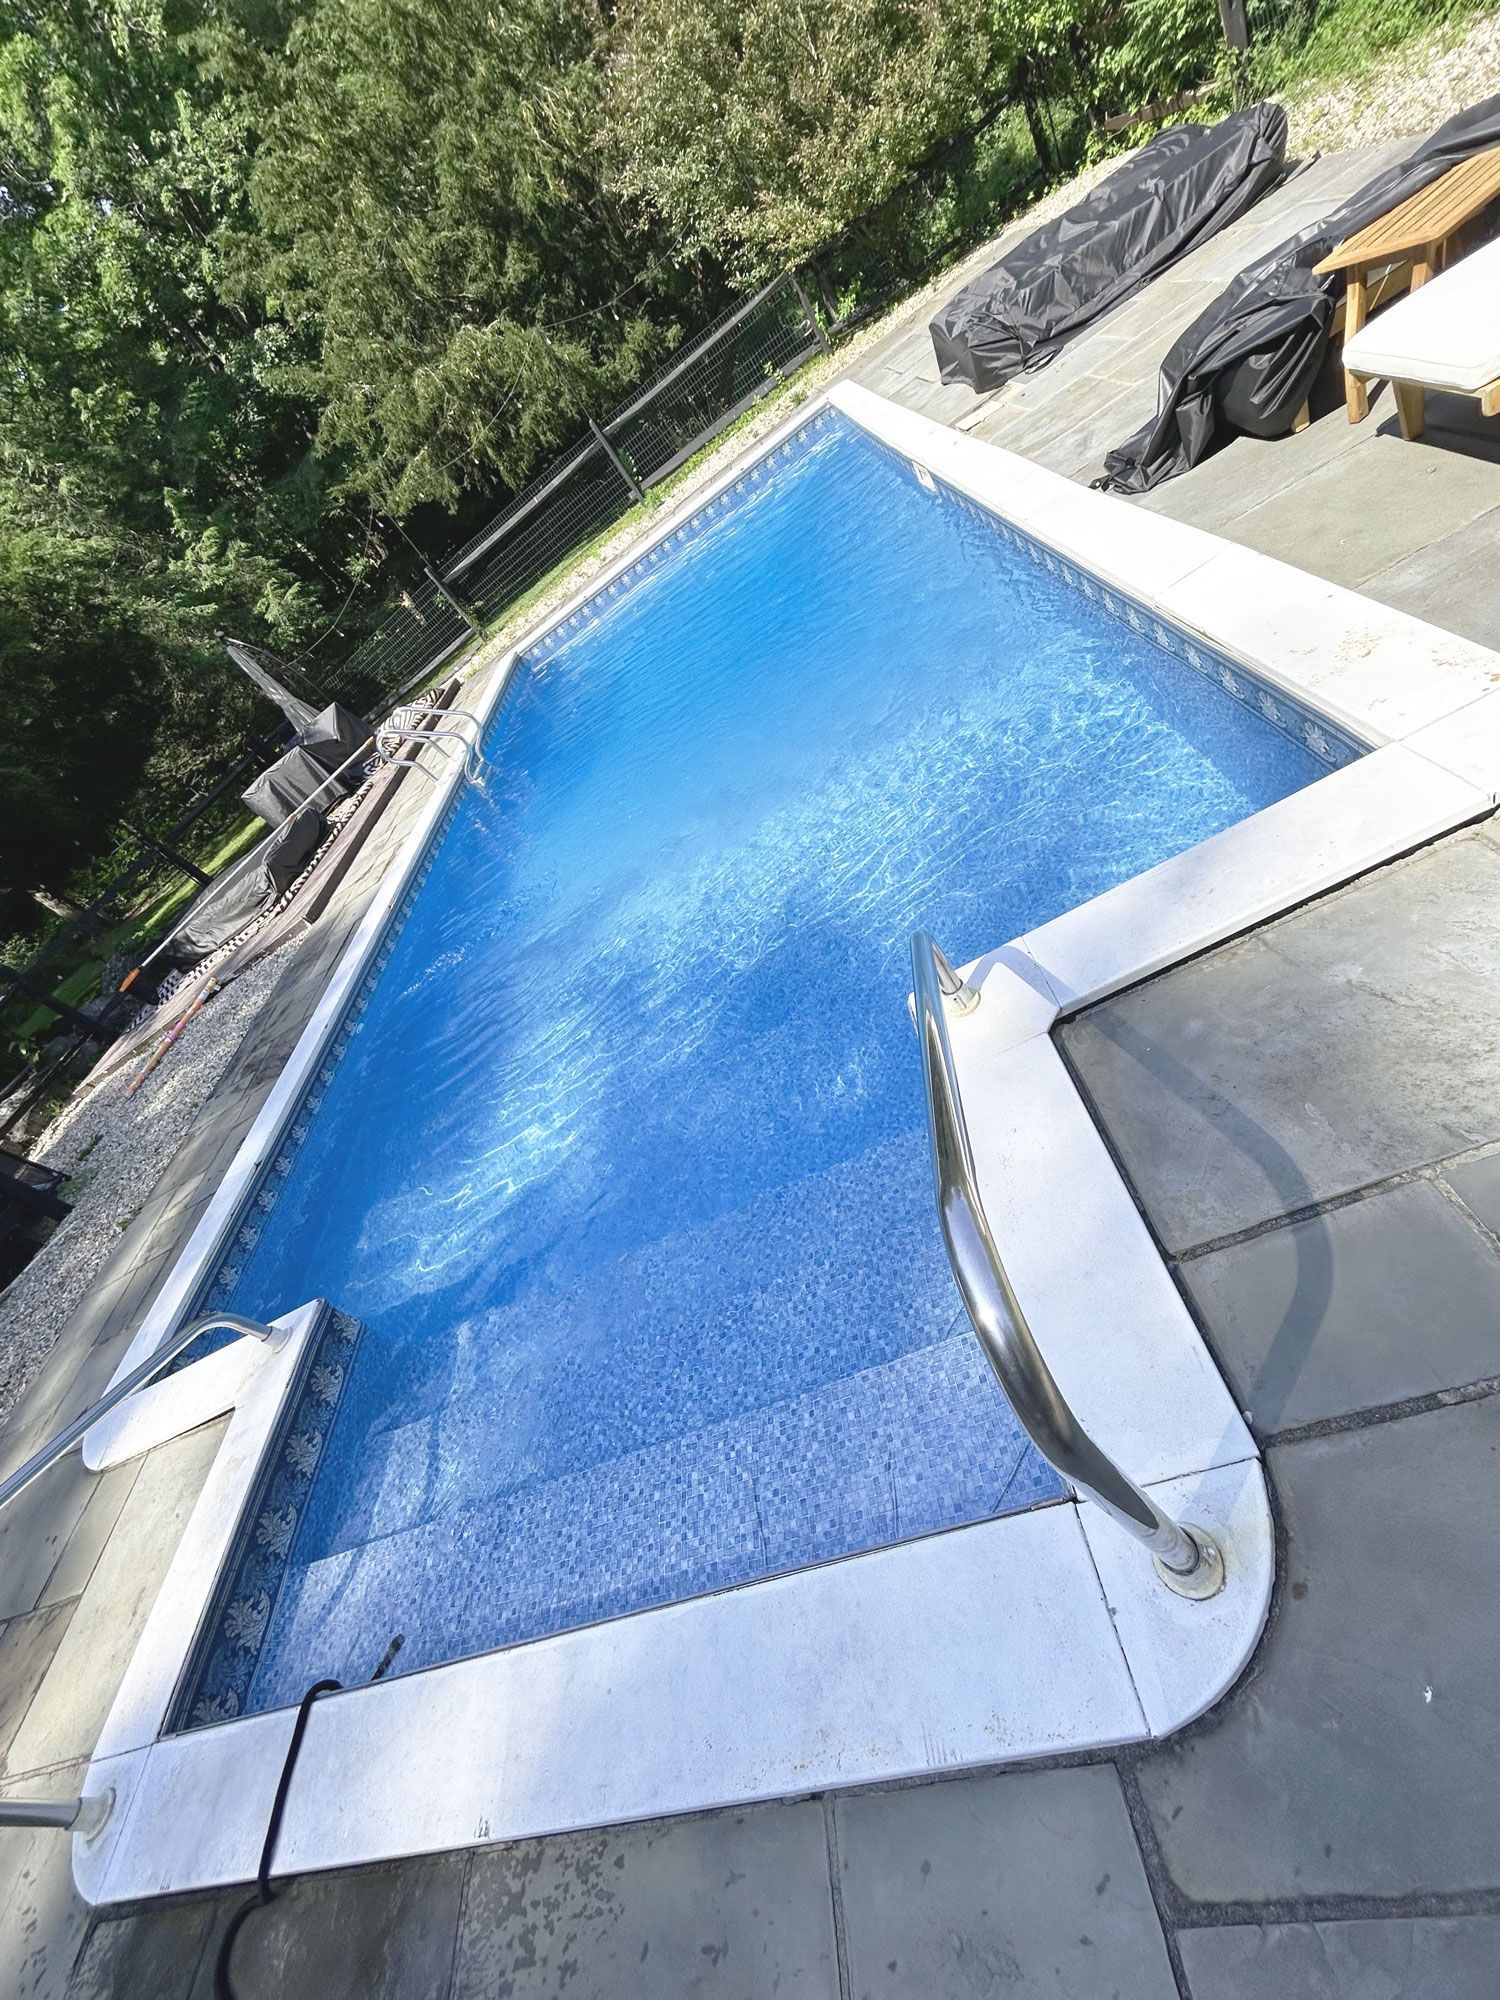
[327,272,827,711]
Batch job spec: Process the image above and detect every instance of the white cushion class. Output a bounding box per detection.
[1342,234,1500,393]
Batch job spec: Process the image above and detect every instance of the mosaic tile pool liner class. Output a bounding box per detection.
[189,406,1364,1342]
[167,406,1364,1724]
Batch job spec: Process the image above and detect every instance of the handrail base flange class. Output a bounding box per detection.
[1153,1524,1227,1601]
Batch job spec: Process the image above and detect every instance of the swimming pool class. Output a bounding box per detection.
[175,410,1346,1728]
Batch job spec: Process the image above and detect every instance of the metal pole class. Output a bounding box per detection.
[0,966,111,1042]
[788,271,831,354]
[124,820,210,888]
[588,416,646,504]
[909,931,1225,1599]
[0,1313,280,1516]
[0,1792,113,1836]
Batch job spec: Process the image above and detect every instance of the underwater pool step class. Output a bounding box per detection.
[246,1331,1064,1710]
[305,1126,965,1558]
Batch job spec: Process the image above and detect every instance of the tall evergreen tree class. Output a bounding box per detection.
[246,0,709,515]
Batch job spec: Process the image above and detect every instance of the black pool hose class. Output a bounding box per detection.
[213,1678,341,2000]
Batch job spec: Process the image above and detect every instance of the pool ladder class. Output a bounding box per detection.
[910,931,1225,1599]
[375,700,487,784]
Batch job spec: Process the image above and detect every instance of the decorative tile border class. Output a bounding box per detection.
[167,1306,362,1731]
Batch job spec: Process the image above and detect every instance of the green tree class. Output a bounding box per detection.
[603,0,1007,284]
[0,507,161,935]
[245,0,704,516]
[0,0,377,930]
[0,0,360,644]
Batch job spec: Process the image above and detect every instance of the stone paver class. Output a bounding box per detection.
[32,1465,140,1613]
[65,1903,215,2000]
[5,1423,224,1776]
[194,1861,465,2000]
[1441,1147,1500,1239]
[0,1605,74,1772]
[451,1805,838,2000]
[1135,1396,1500,1902]
[1181,1178,1500,1431]
[834,1768,1177,2000]
[1179,1916,1500,1998]
[1365,501,1500,647]
[1060,830,1500,1252]
[0,1762,93,2000]
[0,1458,105,1625]
[1165,413,1500,586]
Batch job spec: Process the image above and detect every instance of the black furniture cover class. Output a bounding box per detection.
[242,746,333,828]
[1097,93,1500,492]
[300,702,373,784]
[241,705,371,828]
[930,102,1289,393]
[166,807,324,967]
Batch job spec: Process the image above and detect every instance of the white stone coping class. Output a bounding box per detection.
[74,381,1500,1902]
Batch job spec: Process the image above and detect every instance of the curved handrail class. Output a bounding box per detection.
[374,720,486,785]
[0,1313,280,1517]
[910,932,1223,1596]
[0,1310,283,1841]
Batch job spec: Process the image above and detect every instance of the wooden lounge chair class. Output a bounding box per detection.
[1341,233,1500,441]
[1314,146,1500,421]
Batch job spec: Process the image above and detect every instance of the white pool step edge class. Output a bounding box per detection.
[72,380,1500,1901]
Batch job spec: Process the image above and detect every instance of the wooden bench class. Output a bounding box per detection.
[1313,146,1500,422]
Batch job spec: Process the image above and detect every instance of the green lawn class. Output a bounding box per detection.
[5,815,265,1051]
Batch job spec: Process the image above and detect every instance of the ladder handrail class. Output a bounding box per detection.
[0,1313,280,1518]
[909,931,1224,1597]
[0,1311,284,1842]
[374,703,486,784]
[0,1792,112,1836]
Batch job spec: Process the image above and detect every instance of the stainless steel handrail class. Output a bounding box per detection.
[0,1792,113,1836]
[0,1313,280,1518]
[374,704,487,785]
[910,932,1225,1598]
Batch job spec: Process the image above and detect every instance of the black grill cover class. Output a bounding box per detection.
[165,807,324,967]
[1097,93,1500,492]
[930,103,1289,393]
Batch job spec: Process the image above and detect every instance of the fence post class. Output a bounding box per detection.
[587,417,646,504]
[788,272,830,354]
[124,821,210,888]
[0,967,111,1043]
[422,565,481,634]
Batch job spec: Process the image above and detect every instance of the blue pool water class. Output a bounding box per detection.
[185,412,1339,1722]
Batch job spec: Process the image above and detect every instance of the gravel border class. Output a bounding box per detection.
[0,945,294,1424]
[1284,9,1500,153]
